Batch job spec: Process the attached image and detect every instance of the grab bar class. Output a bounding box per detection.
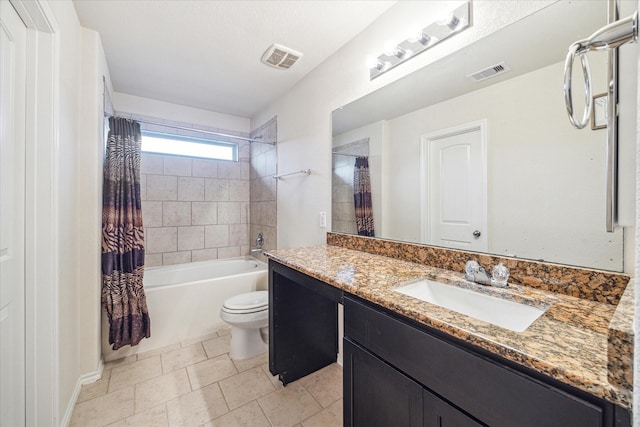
[272,169,311,180]
[564,5,637,232]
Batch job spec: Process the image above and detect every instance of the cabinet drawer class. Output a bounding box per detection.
[344,296,603,427]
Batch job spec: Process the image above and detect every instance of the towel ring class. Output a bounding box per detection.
[563,43,592,130]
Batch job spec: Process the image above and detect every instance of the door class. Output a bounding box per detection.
[421,120,487,251]
[344,339,423,427]
[0,1,27,426]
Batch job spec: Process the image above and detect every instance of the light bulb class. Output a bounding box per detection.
[383,40,397,57]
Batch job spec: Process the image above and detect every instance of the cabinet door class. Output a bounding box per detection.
[344,339,423,427]
[424,389,486,427]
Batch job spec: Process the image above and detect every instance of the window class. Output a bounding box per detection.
[141,130,238,161]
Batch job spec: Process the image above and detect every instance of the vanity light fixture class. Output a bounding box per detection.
[369,1,471,80]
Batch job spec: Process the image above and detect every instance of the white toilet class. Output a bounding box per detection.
[220,291,269,360]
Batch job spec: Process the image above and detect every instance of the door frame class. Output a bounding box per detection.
[420,119,488,250]
[9,1,59,425]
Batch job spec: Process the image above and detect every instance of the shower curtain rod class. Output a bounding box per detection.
[332,152,365,157]
[104,112,274,145]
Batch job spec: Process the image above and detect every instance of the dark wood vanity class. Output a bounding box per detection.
[267,254,632,427]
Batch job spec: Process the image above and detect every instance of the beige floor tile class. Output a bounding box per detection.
[205,401,270,427]
[108,356,163,393]
[70,387,134,427]
[166,383,229,426]
[161,343,207,373]
[258,382,323,427]
[180,332,219,348]
[106,404,168,427]
[103,355,137,371]
[186,354,238,390]
[299,364,343,408]
[219,366,276,410]
[232,352,268,372]
[301,399,343,427]
[202,334,231,358]
[217,326,231,336]
[137,343,181,361]
[135,369,192,413]
[77,369,111,403]
[261,363,284,391]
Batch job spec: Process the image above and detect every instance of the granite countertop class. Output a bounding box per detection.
[265,244,633,409]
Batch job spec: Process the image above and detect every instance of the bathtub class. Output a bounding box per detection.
[102,257,268,361]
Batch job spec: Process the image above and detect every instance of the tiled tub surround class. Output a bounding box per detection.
[249,117,277,262]
[264,242,633,409]
[141,149,251,266]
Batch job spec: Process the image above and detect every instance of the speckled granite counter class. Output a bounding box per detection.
[265,244,633,409]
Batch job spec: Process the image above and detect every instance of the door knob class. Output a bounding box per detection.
[473,230,481,238]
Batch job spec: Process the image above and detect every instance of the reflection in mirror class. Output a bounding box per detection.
[332,1,624,271]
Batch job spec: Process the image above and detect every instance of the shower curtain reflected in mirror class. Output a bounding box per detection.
[354,156,375,237]
[101,117,151,350]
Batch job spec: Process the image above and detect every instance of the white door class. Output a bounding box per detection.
[0,1,27,425]
[421,120,487,251]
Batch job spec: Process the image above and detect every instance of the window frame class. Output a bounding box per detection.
[140,130,239,162]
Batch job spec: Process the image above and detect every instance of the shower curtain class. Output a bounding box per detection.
[101,117,150,350]
[354,156,375,237]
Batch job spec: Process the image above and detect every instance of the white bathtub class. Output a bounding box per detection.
[102,257,268,361]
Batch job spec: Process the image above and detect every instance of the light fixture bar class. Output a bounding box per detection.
[370,1,471,80]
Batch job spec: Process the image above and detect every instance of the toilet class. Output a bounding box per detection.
[220,291,269,360]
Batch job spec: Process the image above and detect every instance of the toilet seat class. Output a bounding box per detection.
[222,291,268,314]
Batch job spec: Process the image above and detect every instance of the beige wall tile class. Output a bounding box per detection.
[186,354,238,390]
[192,158,218,178]
[205,179,229,201]
[218,161,242,179]
[140,174,147,200]
[205,401,270,427]
[163,156,191,176]
[141,153,164,175]
[218,367,275,410]
[178,177,204,201]
[205,225,229,248]
[229,224,249,247]
[240,161,251,180]
[229,180,250,202]
[135,369,191,413]
[108,356,163,393]
[178,226,205,251]
[145,253,163,267]
[191,248,218,262]
[192,202,218,225]
[218,202,241,224]
[142,201,163,227]
[161,343,207,374]
[240,202,249,224]
[146,227,177,254]
[162,251,191,265]
[218,246,241,259]
[258,382,322,426]
[70,387,134,427]
[163,202,191,226]
[147,175,177,201]
[166,383,229,426]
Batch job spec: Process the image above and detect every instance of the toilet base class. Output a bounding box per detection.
[229,326,267,360]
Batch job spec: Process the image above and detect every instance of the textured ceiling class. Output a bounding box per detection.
[73,0,396,118]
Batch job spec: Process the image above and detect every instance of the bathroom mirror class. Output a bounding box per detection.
[331,1,625,271]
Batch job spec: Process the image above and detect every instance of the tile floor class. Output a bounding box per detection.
[71,327,343,427]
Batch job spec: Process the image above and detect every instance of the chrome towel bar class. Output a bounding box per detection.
[272,169,311,180]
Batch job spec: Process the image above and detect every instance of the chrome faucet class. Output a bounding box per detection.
[251,232,265,254]
[465,261,509,287]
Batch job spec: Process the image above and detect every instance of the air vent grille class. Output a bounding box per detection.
[261,44,303,70]
[468,62,512,82]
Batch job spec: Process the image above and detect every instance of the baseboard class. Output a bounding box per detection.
[59,359,104,427]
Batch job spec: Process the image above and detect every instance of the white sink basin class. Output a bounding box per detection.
[395,279,547,332]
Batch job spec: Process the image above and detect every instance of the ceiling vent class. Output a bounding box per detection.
[261,44,303,70]
[467,62,512,82]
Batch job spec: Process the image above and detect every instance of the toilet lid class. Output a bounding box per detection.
[223,291,268,311]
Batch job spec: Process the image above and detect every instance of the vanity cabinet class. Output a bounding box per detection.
[344,295,625,427]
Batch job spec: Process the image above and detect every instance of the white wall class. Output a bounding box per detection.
[250,1,554,249]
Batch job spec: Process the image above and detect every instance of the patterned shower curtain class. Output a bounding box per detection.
[354,156,375,237]
[101,117,150,350]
